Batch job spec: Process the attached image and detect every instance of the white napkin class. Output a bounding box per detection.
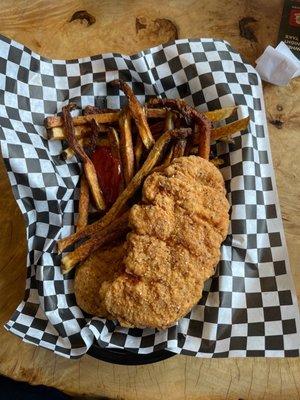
[255,41,300,85]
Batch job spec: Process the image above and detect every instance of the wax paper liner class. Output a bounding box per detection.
[0,35,299,358]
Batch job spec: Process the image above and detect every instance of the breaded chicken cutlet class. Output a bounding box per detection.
[74,156,229,328]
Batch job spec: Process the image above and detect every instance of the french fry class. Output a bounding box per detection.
[61,138,84,160]
[48,125,90,141]
[119,108,135,186]
[107,127,124,192]
[146,108,167,119]
[46,106,238,134]
[150,120,166,138]
[163,145,174,166]
[204,106,237,122]
[45,111,119,129]
[211,116,250,141]
[198,123,211,160]
[77,174,90,230]
[84,106,118,115]
[148,98,212,160]
[57,127,192,253]
[62,105,106,211]
[61,138,110,160]
[107,127,121,160]
[134,135,144,171]
[172,139,186,159]
[111,80,155,149]
[61,211,129,274]
[164,111,174,131]
[48,123,108,141]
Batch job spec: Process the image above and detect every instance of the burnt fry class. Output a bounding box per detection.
[62,138,110,160]
[119,108,135,185]
[211,116,250,141]
[61,138,84,160]
[57,128,192,253]
[148,98,212,160]
[62,105,106,211]
[111,79,154,149]
[61,212,129,274]
[77,174,90,230]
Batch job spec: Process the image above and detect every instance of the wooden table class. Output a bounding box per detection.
[0,1,299,398]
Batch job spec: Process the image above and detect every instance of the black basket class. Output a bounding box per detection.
[88,343,175,365]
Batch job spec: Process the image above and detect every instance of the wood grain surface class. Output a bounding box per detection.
[0,0,299,398]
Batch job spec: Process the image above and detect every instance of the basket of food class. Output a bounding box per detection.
[0,36,299,363]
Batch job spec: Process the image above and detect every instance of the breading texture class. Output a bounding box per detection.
[104,156,229,328]
[74,243,125,316]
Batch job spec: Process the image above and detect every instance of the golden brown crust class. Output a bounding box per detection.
[104,156,229,328]
[74,243,125,317]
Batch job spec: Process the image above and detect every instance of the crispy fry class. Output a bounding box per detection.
[61,212,130,274]
[107,127,124,192]
[62,105,106,211]
[111,80,155,149]
[134,135,144,170]
[48,125,90,141]
[84,106,118,115]
[146,108,167,118]
[107,127,121,160]
[211,116,250,141]
[150,120,166,138]
[172,139,186,159]
[77,174,90,230]
[198,123,211,160]
[149,98,212,161]
[61,138,84,160]
[45,112,119,129]
[47,107,237,141]
[119,108,135,186]
[57,128,192,253]
[164,111,174,131]
[148,98,212,160]
[163,145,174,166]
[62,138,110,160]
[46,106,237,133]
[46,108,166,130]
[48,123,108,141]
[204,106,237,122]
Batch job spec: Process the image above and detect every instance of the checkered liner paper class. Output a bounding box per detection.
[0,35,299,359]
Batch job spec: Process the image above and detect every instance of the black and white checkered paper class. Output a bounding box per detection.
[0,35,299,358]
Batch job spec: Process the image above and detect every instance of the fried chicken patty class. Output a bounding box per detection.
[74,243,125,316]
[103,156,230,328]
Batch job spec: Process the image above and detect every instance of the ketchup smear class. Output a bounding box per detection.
[91,146,122,209]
